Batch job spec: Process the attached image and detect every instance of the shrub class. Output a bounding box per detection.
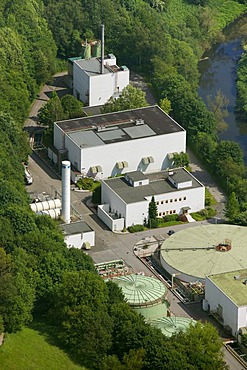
[92,185,101,204]
[128,224,145,233]
[77,177,94,190]
[163,214,179,222]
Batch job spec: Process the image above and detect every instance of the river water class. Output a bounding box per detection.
[198,14,247,161]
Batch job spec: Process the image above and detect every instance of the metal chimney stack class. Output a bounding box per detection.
[101,24,104,74]
[61,160,71,224]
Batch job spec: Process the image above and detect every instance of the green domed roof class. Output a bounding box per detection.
[151,316,196,337]
[112,274,167,307]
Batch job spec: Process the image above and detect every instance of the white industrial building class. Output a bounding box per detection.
[205,269,247,336]
[60,220,95,249]
[72,53,129,107]
[68,25,129,107]
[53,105,186,180]
[98,168,205,231]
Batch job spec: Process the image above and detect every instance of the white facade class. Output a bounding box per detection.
[99,168,205,231]
[73,54,129,107]
[53,106,186,180]
[205,272,247,336]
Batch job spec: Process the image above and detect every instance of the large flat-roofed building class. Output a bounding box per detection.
[72,54,129,106]
[53,105,186,179]
[205,269,247,336]
[60,220,95,249]
[98,168,204,231]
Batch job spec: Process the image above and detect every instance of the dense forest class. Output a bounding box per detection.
[0,0,247,368]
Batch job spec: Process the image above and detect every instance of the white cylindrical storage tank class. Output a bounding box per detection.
[40,208,61,219]
[62,160,71,224]
[30,199,62,213]
[202,299,209,312]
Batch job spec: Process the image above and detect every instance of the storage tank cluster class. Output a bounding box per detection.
[30,199,61,220]
[30,160,71,223]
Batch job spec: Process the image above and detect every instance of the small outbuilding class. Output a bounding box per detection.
[60,220,95,249]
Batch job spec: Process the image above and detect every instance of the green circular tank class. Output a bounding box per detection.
[112,274,168,320]
[151,316,196,337]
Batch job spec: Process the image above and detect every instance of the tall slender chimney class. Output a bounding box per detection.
[61,160,71,224]
[101,24,104,74]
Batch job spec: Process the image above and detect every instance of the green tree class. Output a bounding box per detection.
[159,97,172,115]
[101,85,148,113]
[224,192,240,221]
[173,152,190,168]
[38,92,67,131]
[148,196,158,228]
[61,94,84,118]
[171,322,227,370]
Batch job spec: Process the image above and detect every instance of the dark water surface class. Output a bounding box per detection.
[198,14,247,161]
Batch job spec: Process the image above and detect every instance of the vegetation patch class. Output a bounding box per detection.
[128,224,145,233]
[77,178,100,191]
[0,325,86,370]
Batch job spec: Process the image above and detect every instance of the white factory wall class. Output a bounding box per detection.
[117,70,129,90]
[54,124,65,150]
[62,130,186,179]
[125,202,149,228]
[65,135,83,172]
[160,258,205,284]
[64,230,95,249]
[73,63,90,103]
[205,277,239,336]
[89,73,116,107]
[101,181,127,221]
[238,306,247,333]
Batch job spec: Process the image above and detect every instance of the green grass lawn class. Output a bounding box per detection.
[0,325,86,370]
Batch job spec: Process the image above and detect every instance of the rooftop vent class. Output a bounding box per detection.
[168,171,174,176]
[135,119,144,126]
[97,125,106,132]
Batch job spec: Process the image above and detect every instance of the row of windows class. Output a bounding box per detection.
[156,197,186,205]
[158,210,176,217]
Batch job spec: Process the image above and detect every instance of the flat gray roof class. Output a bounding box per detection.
[61,221,93,235]
[55,106,185,147]
[74,58,111,76]
[126,171,148,183]
[104,168,203,204]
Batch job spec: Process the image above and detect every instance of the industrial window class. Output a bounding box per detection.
[179,198,182,201]
[161,201,164,204]
[183,196,186,200]
[159,212,162,217]
[173,210,176,214]
[162,212,166,216]
[157,201,159,205]
[165,200,168,203]
[175,199,177,202]
[170,210,173,214]
[170,199,173,203]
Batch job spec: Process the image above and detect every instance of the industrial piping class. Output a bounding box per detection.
[61,160,71,224]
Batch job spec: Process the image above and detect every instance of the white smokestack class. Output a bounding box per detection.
[62,160,71,224]
[101,24,104,74]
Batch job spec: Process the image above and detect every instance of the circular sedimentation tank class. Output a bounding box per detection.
[160,224,247,282]
[151,317,196,337]
[112,274,167,320]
